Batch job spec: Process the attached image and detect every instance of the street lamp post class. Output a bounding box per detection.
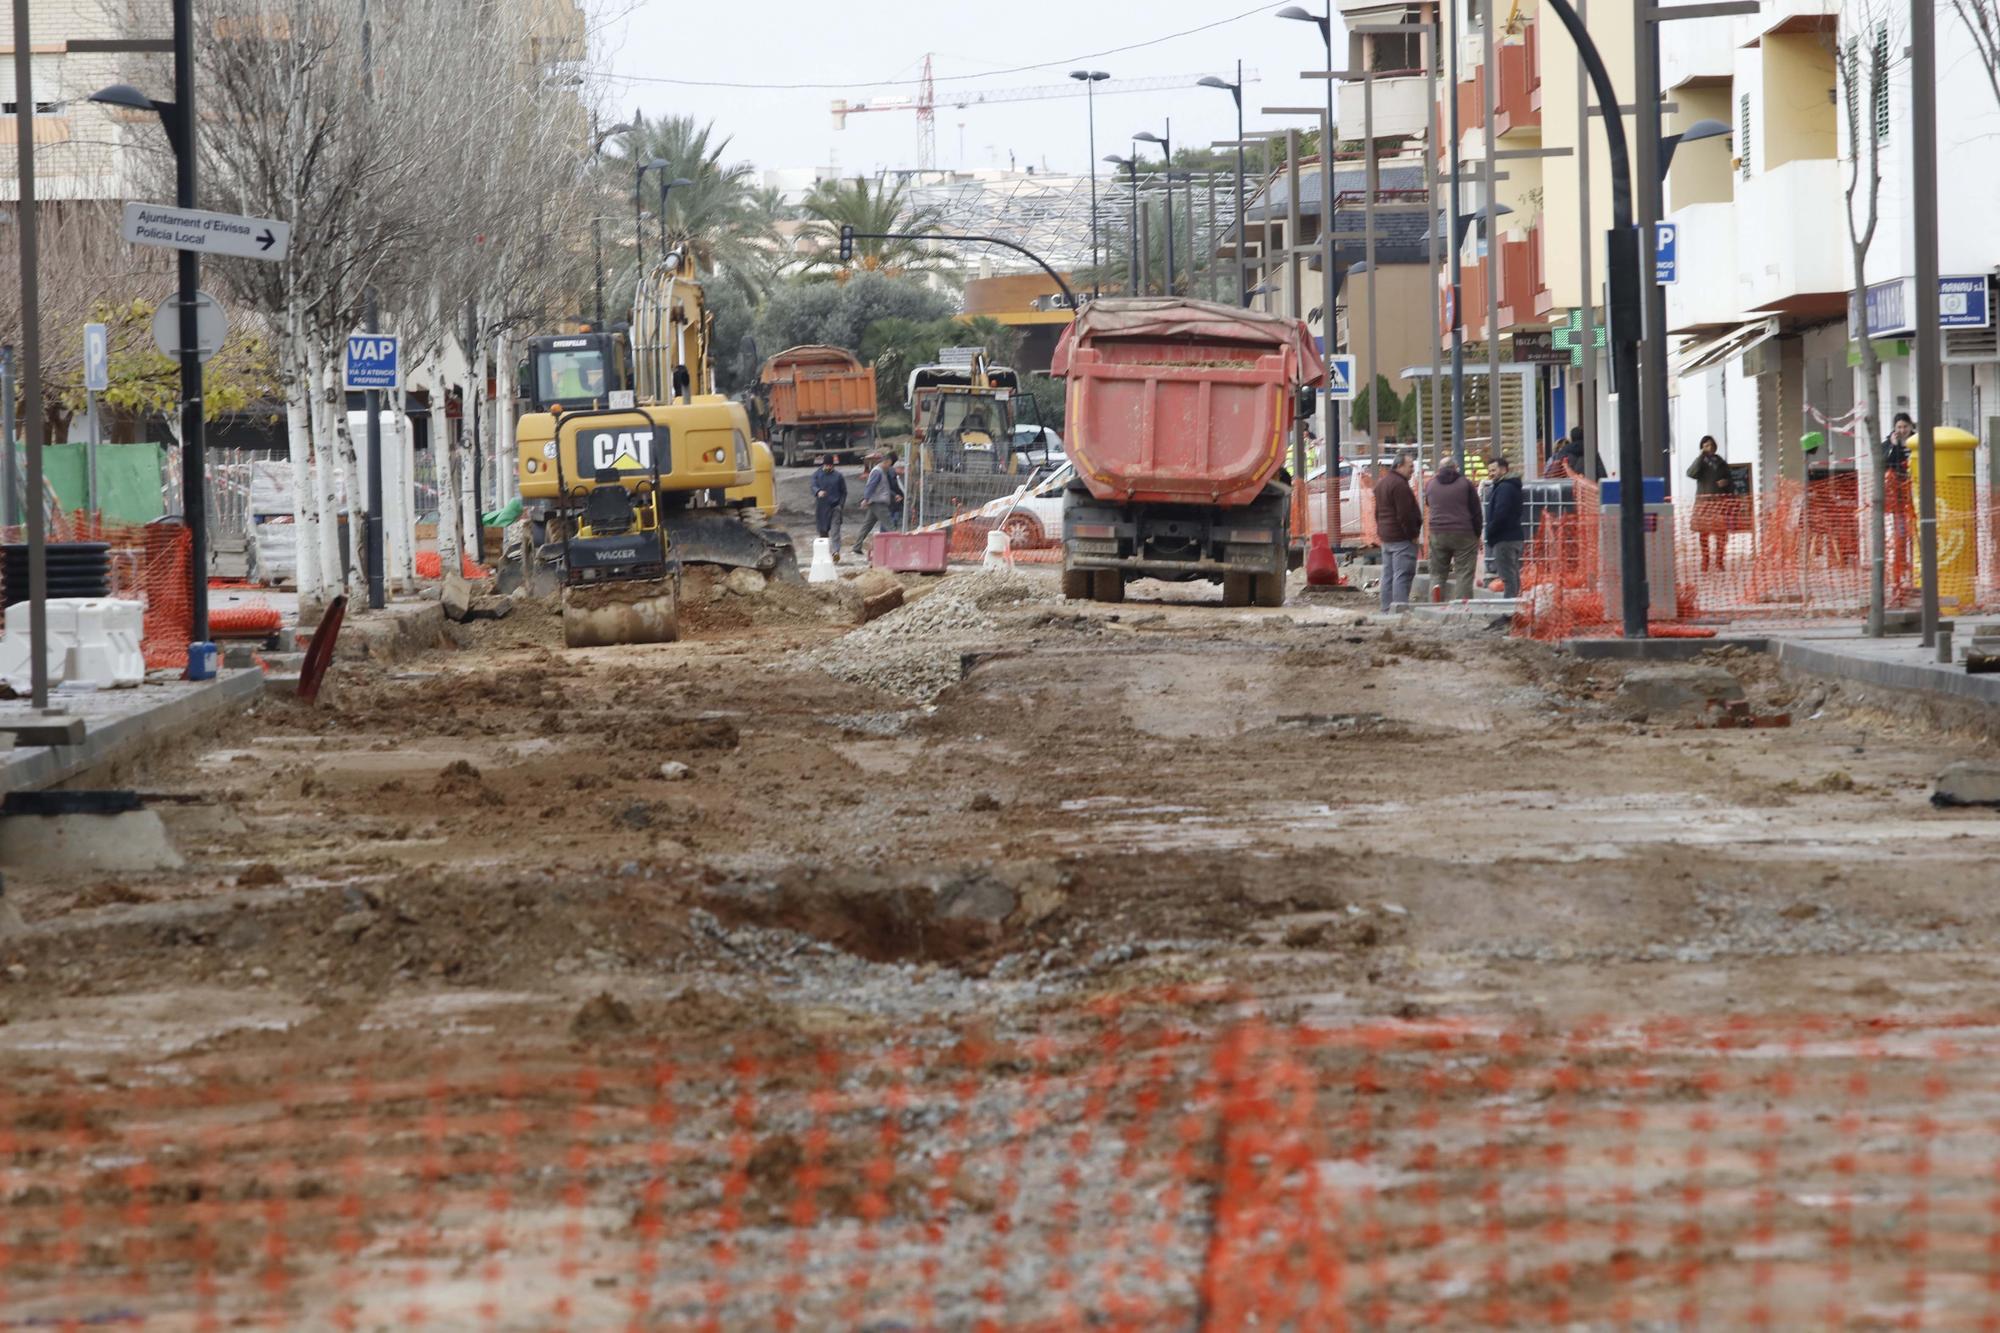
[1104,154,1140,292]
[635,156,669,276]
[590,120,635,327]
[1199,65,1249,305]
[1134,125,1174,293]
[1540,0,1648,638]
[1071,70,1110,298]
[656,175,694,263]
[1281,3,1342,493]
[89,0,210,645]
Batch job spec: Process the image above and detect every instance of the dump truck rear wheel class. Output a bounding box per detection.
[1253,571,1286,607]
[1091,569,1125,603]
[1061,568,1091,600]
[1222,572,1252,607]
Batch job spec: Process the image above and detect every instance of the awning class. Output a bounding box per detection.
[1674,317,1779,377]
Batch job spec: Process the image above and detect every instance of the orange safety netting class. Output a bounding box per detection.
[1512,470,1997,640]
[10,1002,2000,1325]
[0,517,283,671]
[414,549,496,581]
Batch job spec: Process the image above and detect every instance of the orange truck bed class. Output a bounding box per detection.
[1052,300,1325,510]
[762,346,878,428]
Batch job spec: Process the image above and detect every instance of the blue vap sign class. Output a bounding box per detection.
[343,334,400,391]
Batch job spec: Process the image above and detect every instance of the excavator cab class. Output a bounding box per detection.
[523,332,635,413]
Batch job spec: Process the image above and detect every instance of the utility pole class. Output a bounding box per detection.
[170,0,209,646]
[0,345,15,527]
[1481,0,1503,464]
[1577,0,1598,479]
[1912,0,1942,644]
[1634,0,1666,478]
[361,0,385,609]
[11,0,49,710]
[1447,0,1467,465]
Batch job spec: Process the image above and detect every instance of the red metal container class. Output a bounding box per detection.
[868,530,948,573]
[1053,300,1325,510]
[762,346,878,429]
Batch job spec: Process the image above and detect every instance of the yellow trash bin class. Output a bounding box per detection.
[1911,426,1980,607]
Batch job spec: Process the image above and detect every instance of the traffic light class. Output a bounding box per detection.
[838,225,854,263]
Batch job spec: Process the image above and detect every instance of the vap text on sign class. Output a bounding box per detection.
[343,334,401,392]
[121,203,291,263]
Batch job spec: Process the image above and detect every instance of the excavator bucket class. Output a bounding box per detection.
[662,510,801,582]
[562,576,681,648]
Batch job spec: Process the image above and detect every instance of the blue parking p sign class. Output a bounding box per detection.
[343,334,400,391]
[1654,222,1678,285]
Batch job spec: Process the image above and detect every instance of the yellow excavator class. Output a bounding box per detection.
[514,250,795,647]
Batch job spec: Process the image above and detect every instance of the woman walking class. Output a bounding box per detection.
[1686,435,1735,572]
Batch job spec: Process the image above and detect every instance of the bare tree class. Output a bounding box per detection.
[1838,3,1898,636]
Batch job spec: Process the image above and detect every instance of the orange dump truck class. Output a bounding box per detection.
[756,345,879,467]
[1050,298,1325,607]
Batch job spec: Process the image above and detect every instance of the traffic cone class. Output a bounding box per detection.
[1304,532,1342,586]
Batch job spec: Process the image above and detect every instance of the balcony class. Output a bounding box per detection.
[1736,158,1847,315]
[1664,201,1741,333]
[1460,235,1537,341]
[1338,73,1432,140]
[1494,38,1540,135]
[1445,33,1539,139]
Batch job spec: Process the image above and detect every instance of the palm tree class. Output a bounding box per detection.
[610,112,777,302]
[797,176,958,279]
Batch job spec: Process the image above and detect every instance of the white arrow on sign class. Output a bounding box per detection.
[121,202,291,263]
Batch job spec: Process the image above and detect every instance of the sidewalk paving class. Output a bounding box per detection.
[0,671,265,794]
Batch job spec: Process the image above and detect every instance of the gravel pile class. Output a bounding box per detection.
[787,572,1051,699]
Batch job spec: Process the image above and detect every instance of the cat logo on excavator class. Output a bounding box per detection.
[585,430,652,473]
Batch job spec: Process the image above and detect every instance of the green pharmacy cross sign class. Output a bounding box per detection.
[1550,308,1608,367]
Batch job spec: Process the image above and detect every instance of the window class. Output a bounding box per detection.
[1739,93,1752,178]
[536,347,609,408]
[1872,25,1892,141]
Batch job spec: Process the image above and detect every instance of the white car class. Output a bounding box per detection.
[991,464,1071,550]
[1307,454,1399,544]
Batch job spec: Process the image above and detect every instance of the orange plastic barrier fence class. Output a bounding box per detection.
[10,1006,2000,1326]
[1514,470,1999,640]
[414,550,496,581]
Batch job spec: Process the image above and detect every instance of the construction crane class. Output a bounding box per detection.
[831,57,1259,171]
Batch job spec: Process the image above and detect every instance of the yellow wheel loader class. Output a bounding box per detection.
[513,250,795,646]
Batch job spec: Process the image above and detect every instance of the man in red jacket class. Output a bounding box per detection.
[1373,450,1422,610]
[1424,460,1483,600]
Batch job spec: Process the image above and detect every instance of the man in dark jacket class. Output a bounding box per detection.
[1484,455,1526,597]
[1425,459,1483,600]
[852,449,900,556]
[1373,450,1423,610]
[811,455,848,556]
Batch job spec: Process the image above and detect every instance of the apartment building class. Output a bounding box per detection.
[0,1,147,203]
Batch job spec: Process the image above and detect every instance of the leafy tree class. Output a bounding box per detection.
[48,298,278,441]
[797,176,957,279]
[754,272,956,358]
[861,315,1023,407]
[1350,374,1401,435]
[1027,375,1067,432]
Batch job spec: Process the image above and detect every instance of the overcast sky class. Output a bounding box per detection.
[598,0,1346,182]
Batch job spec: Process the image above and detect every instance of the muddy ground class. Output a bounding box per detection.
[8,494,2000,1324]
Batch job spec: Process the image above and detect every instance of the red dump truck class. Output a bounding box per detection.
[756,345,879,467]
[1050,298,1326,607]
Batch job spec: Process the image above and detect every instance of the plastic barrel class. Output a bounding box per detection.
[1,542,112,609]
